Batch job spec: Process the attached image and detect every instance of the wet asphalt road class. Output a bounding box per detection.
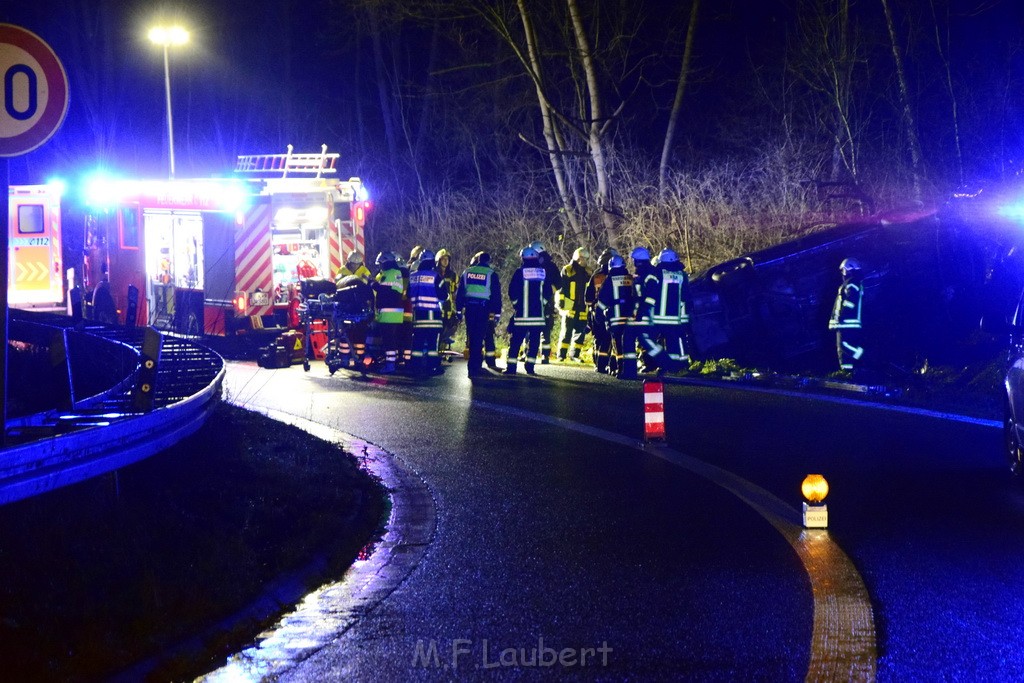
[223,359,1014,680]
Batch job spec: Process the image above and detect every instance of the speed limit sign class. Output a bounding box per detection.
[0,24,69,157]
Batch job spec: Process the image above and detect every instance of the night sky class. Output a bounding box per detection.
[3,1,332,183]
[3,1,1024,204]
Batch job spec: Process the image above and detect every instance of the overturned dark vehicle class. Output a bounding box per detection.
[688,185,1024,374]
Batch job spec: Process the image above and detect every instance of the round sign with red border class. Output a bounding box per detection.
[0,24,69,157]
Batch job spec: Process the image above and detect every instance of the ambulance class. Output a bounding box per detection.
[7,183,68,310]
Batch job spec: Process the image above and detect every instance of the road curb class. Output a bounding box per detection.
[199,405,437,681]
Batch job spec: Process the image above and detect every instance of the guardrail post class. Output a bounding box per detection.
[50,329,78,410]
[125,284,139,329]
[131,327,163,412]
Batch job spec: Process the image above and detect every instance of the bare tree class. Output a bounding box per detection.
[880,0,925,198]
[659,0,700,198]
[566,0,617,240]
[927,0,963,185]
[789,0,863,182]
[515,0,584,237]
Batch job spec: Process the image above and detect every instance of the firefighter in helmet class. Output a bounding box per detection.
[629,246,656,374]
[372,251,406,374]
[456,251,503,377]
[829,257,865,377]
[506,246,553,375]
[585,248,619,373]
[638,248,691,373]
[435,248,459,360]
[531,241,562,363]
[333,274,374,369]
[399,247,421,367]
[336,251,371,283]
[408,250,448,376]
[597,254,638,378]
[470,251,501,369]
[557,247,591,362]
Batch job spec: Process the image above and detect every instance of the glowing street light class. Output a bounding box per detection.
[148,25,189,178]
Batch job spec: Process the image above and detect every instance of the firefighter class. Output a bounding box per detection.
[336,251,371,283]
[557,247,591,362]
[334,274,375,369]
[531,241,562,363]
[435,248,460,360]
[596,254,638,378]
[456,251,503,377]
[471,251,501,368]
[506,246,553,375]
[408,250,448,376]
[829,257,866,378]
[638,248,691,374]
[399,248,419,367]
[372,251,406,374]
[585,248,618,373]
[630,246,656,373]
[92,264,118,325]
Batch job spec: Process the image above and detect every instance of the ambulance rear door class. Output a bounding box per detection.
[8,184,63,308]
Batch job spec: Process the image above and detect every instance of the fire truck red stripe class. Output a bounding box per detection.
[235,203,274,316]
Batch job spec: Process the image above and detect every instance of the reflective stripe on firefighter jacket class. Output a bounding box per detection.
[374,267,406,324]
[596,268,636,326]
[509,266,551,326]
[409,267,447,328]
[630,262,656,327]
[829,281,863,330]
[559,262,591,320]
[457,265,502,314]
[642,265,690,325]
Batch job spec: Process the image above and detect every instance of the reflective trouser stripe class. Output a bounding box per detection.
[842,341,864,360]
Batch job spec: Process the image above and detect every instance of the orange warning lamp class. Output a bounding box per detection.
[801,474,829,504]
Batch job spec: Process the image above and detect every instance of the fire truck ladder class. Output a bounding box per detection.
[235,144,339,178]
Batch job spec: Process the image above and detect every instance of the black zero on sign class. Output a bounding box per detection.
[0,23,69,156]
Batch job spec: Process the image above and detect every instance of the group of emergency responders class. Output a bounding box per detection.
[315,240,695,380]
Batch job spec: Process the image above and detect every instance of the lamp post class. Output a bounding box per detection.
[148,25,189,178]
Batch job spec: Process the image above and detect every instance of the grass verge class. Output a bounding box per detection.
[0,403,387,682]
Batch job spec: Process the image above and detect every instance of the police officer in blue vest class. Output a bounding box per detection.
[506,246,553,375]
[456,251,503,377]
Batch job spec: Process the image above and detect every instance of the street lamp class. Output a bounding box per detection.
[148,25,189,178]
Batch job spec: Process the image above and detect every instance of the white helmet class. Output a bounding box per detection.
[840,258,862,275]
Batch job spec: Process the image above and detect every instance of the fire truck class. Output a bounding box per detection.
[81,146,370,337]
[7,183,69,310]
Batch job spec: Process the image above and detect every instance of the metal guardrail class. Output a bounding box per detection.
[0,311,224,506]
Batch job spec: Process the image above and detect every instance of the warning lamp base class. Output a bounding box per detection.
[802,502,828,528]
